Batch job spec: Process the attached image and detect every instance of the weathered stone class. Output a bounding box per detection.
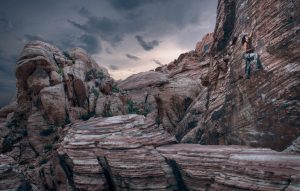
[50,71,62,86]
[95,95,125,117]
[26,108,57,154]
[58,115,177,190]
[40,84,66,125]
[27,68,50,94]
[0,154,28,190]
[284,136,300,154]
[0,101,16,118]
[157,144,300,191]
[118,71,169,91]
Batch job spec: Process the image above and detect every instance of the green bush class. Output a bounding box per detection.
[127,99,140,114]
[85,69,105,81]
[57,67,64,76]
[63,51,75,64]
[64,114,71,125]
[6,118,18,128]
[112,85,120,93]
[91,86,100,97]
[155,116,161,125]
[80,112,95,121]
[102,110,112,117]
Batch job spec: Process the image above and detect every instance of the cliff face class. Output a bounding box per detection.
[0,0,300,190]
[196,0,300,150]
[150,0,300,151]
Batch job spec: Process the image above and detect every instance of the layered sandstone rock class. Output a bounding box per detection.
[118,71,169,91]
[158,144,300,190]
[58,114,177,190]
[195,0,300,150]
[0,0,299,190]
[148,0,300,151]
[0,154,31,190]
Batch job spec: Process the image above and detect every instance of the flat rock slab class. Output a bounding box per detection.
[58,114,177,190]
[58,115,300,191]
[158,144,300,191]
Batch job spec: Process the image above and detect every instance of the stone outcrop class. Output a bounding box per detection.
[0,0,299,190]
[0,154,32,190]
[149,0,300,151]
[53,116,300,190]
[193,0,300,150]
[58,115,177,190]
[118,71,169,91]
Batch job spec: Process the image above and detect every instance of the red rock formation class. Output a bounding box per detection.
[196,0,300,150]
[0,0,299,190]
[58,115,177,190]
[150,0,300,151]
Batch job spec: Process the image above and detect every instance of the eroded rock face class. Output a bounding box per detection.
[40,84,66,125]
[148,0,300,151]
[0,0,299,190]
[0,154,31,190]
[1,41,115,175]
[158,144,300,190]
[194,0,300,150]
[58,115,177,190]
[118,71,169,91]
[55,116,300,190]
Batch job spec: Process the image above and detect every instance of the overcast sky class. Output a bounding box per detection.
[0,0,217,107]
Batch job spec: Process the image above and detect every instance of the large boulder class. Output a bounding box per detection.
[58,115,177,190]
[27,68,50,94]
[95,95,125,117]
[118,71,168,91]
[40,84,66,125]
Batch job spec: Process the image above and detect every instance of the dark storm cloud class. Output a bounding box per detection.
[109,65,119,70]
[105,48,112,54]
[126,53,140,61]
[135,35,160,51]
[0,79,15,107]
[0,0,218,107]
[152,59,163,66]
[79,34,102,54]
[24,34,53,44]
[78,7,91,17]
[0,17,13,31]
[108,0,142,10]
[68,16,123,45]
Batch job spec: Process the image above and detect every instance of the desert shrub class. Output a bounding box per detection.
[64,113,71,125]
[127,99,140,114]
[80,112,95,121]
[91,86,100,97]
[112,84,120,93]
[57,67,64,76]
[155,116,161,125]
[85,69,105,81]
[63,51,72,60]
[6,118,18,128]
